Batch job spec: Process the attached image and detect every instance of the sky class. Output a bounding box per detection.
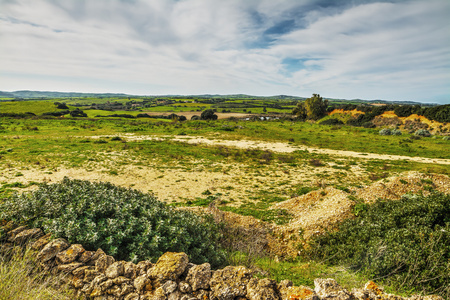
[0,0,449,104]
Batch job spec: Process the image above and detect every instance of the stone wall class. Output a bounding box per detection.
[1,225,443,300]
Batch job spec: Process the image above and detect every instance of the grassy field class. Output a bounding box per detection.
[0,99,449,297]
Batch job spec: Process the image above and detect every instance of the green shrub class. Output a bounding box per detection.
[391,129,402,136]
[443,136,450,141]
[379,128,391,135]
[0,178,225,266]
[414,129,431,137]
[307,193,450,298]
[319,118,344,126]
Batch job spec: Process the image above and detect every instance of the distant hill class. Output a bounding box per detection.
[0,90,438,106]
[2,90,131,99]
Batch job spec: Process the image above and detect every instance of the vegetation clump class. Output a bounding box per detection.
[0,178,225,266]
[379,128,392,136]
[414,129,431,137]
[307,192,450,298]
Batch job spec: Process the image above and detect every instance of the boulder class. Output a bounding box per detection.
[6,225,27,242]
[12,228,44,244]
[148,252,189,284]
[186,263,212,291]
[30,233,52,251]
[95,253,115,273]
[134,274,152,293]
[57,262,84,273]
[105,261,125,279]
[36,238,69,262]
[210,265,253,300]
[314,278,353,300]
[56,244,85,264]
[247,277,280,300]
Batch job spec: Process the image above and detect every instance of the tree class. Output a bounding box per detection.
[292,102,307,120]
[305,94,328,120]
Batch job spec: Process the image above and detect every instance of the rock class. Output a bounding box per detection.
[12,228,44,244]
[106,284,121,296]
[85,268,101,282]
[152,287,168,300]
[95,253,115,273]
[79,250,95,264]
[148,252,189,284]
[247,278,281,300]
[57,262,84,273]
[168,290,182,300]
[30,233,52,251]
[113,276,130,285]
[124,293,140,300]
[209,265,253,300]
[179,281,192,293]
[278,284,318,300]
[186,263,212,291]
[314,278,352,300]
[364,281,384,296]
[162,280,178,294]
[136,260,153,276]
[123,261,137,279]
[134,274,152,293]
[56,244,85,264]
[36,238,69,262]
[105,261,125,279]
[194,289,209,300]
[6,225,27,242]
[120,282,136,298]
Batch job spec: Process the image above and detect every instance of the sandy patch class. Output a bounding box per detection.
[94,134,450,165]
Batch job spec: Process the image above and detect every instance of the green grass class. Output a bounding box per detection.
[0,101,63,115]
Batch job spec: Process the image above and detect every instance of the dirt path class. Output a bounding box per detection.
[101,134,450,165]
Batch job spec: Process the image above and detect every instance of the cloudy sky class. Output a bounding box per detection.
[0,0,449,103]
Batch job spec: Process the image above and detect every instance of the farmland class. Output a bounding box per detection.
[0,95,449,297]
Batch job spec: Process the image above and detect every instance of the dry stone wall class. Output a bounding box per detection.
[0,224,444,300]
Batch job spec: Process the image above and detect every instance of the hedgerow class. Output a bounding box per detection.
[307,192,450,298]
[0,178,225,267]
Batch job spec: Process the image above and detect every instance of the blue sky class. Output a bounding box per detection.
[0,0,449,103]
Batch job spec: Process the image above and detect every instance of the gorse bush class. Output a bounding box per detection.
[307,192,450,298]
[0,178,225,267]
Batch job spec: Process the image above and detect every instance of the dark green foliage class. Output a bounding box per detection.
[54,102,69,110]
[423,104,450,123]
[69,108,87,118]
[292,102,307,120]
[307,193,450,298]
[43,110,70,117]
[305,94,328,120]
[201,109,218,120]
[319,118,344,126]
[0,178,225,266]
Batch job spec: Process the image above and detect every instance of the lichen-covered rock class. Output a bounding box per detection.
[95,253,115,273]
[210,265,253,300]
[364,281,384,296]
[30,233,52,251]
[123,261,137,279]
[106,261,125,279]
[124,293,140,300]
[136,260,153,276]
[6,225,27,242]
[85,268,101,282]
[79,250,95,264]
[314,278,352,300]
[56,244,85,264]
[247,277,280,300]
[36,238,69,262]
[57,262,84,273]
[186,263,211,291]
[179,281,192,293]
[134,274,152,293]
[152,287,168,300]
[12,228,44,244]
[278,283,318,300]
[148,252,189,284]
[162,280,178,294]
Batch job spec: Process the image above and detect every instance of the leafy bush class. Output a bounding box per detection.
[414,129,431,137]
[307,193,450,298]
[379,128,392,135]
[319,118,344,126]
[0,178,225,266]
[200,109,218,120]
[391,129,402,135]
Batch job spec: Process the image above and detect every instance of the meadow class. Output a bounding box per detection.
[0,97,449,298]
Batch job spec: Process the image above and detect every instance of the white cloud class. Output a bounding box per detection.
[0,0,449,102]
